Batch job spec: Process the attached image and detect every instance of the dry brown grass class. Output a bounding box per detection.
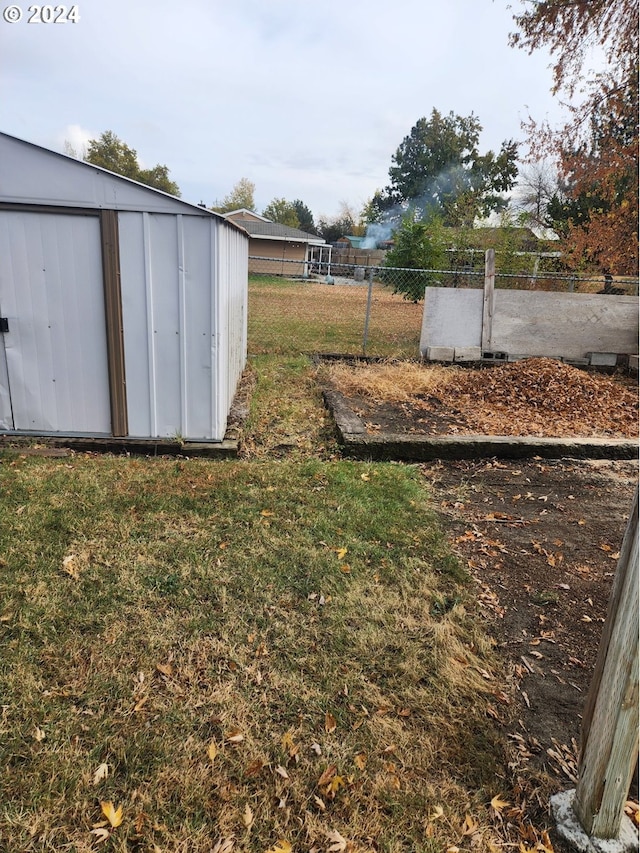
[321,361,456,403]
[249,278,424,358]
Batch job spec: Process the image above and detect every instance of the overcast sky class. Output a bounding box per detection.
[2,0,570,220]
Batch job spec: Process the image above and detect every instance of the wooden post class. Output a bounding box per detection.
[573,487,639,839]
[482,249,495,354]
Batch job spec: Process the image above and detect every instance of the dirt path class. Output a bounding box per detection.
[420,457,638,814]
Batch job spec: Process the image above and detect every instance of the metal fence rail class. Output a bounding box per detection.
[247,255,639,359]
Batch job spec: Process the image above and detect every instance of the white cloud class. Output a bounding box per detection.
[54,124,95,158]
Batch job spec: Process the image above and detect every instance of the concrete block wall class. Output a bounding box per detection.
[420,288,639,362]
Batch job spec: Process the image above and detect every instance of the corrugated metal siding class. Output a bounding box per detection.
[118,213,247,441]
[215,222,249,440]
[0,211,111,433]
[0,335,13,430]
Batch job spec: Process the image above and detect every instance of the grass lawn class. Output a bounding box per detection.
[0,451,508,852]
[248,276,424,359]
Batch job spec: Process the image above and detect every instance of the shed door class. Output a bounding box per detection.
[0,211,111,434]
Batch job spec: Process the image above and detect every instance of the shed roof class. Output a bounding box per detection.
[0,131,246,233]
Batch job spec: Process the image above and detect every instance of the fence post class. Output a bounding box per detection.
[362,267,374,355]
[482,249,495,354]
[572,487,639,839]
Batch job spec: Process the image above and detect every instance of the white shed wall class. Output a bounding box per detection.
[215,222,249,439]
[119,212,247,442]
[0,210,111,433]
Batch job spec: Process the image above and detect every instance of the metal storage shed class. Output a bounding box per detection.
[0,131,249,446]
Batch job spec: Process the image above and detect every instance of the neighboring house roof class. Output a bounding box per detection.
[224,208,270,222]
[337,235,366,248]
[226,215,326,245]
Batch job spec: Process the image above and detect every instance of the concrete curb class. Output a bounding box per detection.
[323,390,639,462]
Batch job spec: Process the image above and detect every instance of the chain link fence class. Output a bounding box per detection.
[247,254,639,359]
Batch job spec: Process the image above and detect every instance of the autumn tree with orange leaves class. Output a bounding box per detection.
[511,0,639,275]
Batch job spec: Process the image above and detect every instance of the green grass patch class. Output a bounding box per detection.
[0,453,502,852]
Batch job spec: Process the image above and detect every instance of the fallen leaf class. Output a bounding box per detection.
[317,764,337,787]
[244,759,265,777]
[264,841,292,853]
[310,742,322,756]
[429,805,444,822]
[326,829,348,851]
[461,814,479,836]
[93,763,109,785]
[275,765,289,779]
[208,741,218,762]
[33,726,46,742]
[490,794,510,814]
[281,730,298,757]
[156,662,173,677]
[329,775,345,796]
[625,800,639,827]
[212,838,235,853]
[100,801,123,828]
[90,827,111,844]
[353,752,367,770]
[313,794,326,811]
[62,554,81,580]
[260,510,274,517]
[325,712,337,733]
[335,547,348,560]
[226,729,244,744]
[243,803,254,828]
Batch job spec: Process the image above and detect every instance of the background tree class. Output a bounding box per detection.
[383,213,448,301]
[381,109,518,227]
[212,178,256,213]
[292,200,317,234]
[512,160,564,233]
[262,198,300,228]
[316,214,354,245]
[84,130,180,196]
[317,202,368,243]
[510,0,639,274]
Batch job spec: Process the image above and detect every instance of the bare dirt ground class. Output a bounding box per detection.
[419,458,637,791]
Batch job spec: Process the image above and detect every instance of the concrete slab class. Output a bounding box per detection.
[550,790,639,853]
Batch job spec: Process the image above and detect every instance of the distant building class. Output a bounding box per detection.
[224,209,328,276]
